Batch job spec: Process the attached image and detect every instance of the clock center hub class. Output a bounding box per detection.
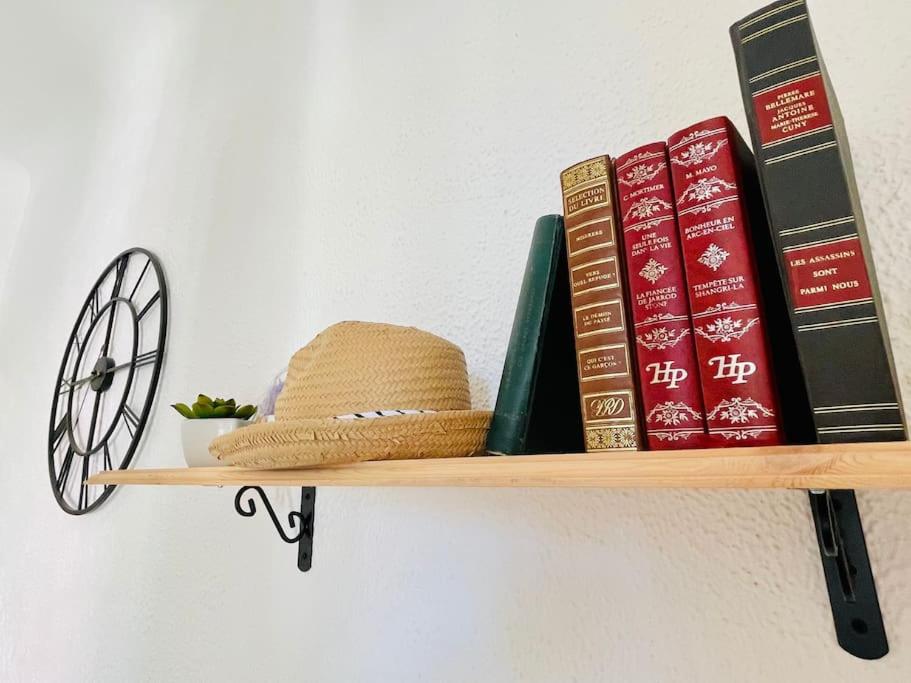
[90,356,116,392]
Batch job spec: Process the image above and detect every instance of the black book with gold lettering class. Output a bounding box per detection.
[731,1,906,443]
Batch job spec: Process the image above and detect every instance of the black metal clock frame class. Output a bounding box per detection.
[48,247,168,514]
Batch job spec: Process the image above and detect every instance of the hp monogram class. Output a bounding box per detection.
[646,361,687,389]
[708,353,756,384]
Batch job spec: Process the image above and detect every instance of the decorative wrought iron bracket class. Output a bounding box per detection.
[234,486,316,572]
[808,489,887,659]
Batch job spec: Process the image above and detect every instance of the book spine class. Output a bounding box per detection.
[560,156,642,451]
[731,1,906,443]
[614,143,709,449]
[667,117,784,446]
[487,215,584,455]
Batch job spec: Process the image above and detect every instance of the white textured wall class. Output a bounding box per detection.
[1,1,910,680]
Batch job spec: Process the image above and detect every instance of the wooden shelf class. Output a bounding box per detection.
[87,441,911,489]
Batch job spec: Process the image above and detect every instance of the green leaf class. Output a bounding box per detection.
[226,398,236,407]
[212,405,234,418]
[213,397,226,407]
[192,402,215,418]
[171,403,195,419]
[234,404,256,420]
[197,394,213,406]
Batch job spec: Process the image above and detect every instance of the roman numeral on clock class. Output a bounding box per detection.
[134,349,158,368]
[77,457,91,510]
[52,415,69,451]
[122,405,141,437]
[56,447,75,491]
[137,291,160,320]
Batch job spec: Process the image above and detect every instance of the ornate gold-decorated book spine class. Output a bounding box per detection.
[560,156,642,451]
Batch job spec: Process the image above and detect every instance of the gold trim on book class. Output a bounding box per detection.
[741,13,808,44]
[565,201,611,219]
[797,317,878,332]
[737,0,805,32]
[761,125,833,149]
[794,298,873,314]
[570,241,615,257]
[748,55,817,83]
[563,177,609,197]
[818,424,905,433]
[752,70,820,97]
[814,403,900,414]
[765,141,837,165]
[781,233,859,253]
[778,215,854,237]
[571,256,615,272]
[567,215,612,233]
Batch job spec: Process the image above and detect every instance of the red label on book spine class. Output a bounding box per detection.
[667,118,783,446]
[784,236,873,311]
[751,73,833,148]
[615,143,709,449]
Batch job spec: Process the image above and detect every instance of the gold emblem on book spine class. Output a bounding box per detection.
[586,426,637,450]
[561,157,608,192]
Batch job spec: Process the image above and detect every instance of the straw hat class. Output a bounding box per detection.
[209,321,492,468]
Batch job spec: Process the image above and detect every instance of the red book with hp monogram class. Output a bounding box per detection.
[667,117,783,446]
[615,143,709,449]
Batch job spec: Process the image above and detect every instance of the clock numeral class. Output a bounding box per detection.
[52,415,70,451]
[56,447,75,490]
[122,405,141,437]
[111,255,128,299]
[128,258,151,302]
[137,291,160,321]
[104,443,113,471]
[89,288,101,321]
[134,349,158,368]
[77,456,90,510]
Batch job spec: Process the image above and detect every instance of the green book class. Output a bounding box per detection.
[487,215,584,455]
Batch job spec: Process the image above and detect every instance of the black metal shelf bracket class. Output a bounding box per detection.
[808,489,887,659]
[234,486,316,572]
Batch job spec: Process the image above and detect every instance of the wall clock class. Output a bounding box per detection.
[48,248,168,514]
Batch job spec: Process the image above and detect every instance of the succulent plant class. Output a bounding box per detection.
[172,394,257,420]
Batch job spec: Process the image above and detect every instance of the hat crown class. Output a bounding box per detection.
[275,322,471,420]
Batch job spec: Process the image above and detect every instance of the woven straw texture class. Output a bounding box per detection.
[209,321,492,468]
[276,321,471,419]
[210,411,492,467]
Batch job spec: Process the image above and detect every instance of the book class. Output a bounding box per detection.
[560,156,642,451]
[487,215,585,455]
[614,143,709,449]
[667,117,784,446]
[731,1,906,442]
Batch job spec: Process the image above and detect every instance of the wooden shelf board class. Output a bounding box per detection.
[86,441,911,489]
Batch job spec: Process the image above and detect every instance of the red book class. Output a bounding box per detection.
[614,144,708,449]
[667,116,783,446]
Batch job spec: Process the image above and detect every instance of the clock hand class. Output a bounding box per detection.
[62,359,136,390]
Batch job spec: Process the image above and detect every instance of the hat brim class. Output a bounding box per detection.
[209,410,493,468]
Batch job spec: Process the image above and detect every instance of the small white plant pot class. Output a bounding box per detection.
[181,418,249,467]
